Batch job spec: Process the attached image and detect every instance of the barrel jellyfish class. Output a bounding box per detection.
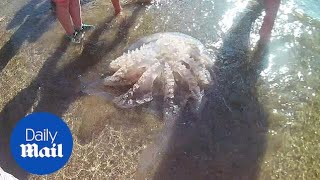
[85,32,215,118]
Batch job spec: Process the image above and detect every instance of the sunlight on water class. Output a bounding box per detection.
[219,0,248,33]
[1,0,320,179]
[214,0,249,48]
[260,54,275,76]
[257,0,320,178]
[257,0,319,119]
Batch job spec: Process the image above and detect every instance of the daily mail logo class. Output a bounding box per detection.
[10,113,73,175]
[20,129,63,158]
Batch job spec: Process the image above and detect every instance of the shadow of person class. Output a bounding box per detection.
[32,4,145,125]
[136,2,276,180]
[0,38,70,180]
[0,0,95,73]
[0,3,145,179]
[0,0,56,73]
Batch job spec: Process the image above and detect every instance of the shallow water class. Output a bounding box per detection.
[0,0,319,179]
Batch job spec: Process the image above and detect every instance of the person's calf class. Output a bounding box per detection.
[111,0,122,15]
[55,1,75,35]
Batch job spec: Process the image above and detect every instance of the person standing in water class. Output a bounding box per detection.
[111,0,122,15]
[110,0,152,15]
[259,0,281,41]
[53,0,94,43]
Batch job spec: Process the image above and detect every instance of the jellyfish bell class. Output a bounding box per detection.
[82,32,215,118]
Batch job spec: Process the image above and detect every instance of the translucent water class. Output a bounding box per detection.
[0,0,319,179]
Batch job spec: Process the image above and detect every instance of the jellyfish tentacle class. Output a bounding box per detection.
[103,66,145,86]
[169,60,205,111]
[162,62,180,120]
[104,56,156,86]
[180,56,212,87]
[168,60,201,100]
[113,62,163,108]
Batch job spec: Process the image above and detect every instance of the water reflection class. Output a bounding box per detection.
[257,0,320,123]
[256,0,320,178]
[0,0,320,179]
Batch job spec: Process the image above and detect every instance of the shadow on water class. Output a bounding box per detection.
[0,0,94,73]
[0,2,145,179]
[0,39,70,179]
[141,2,273,180]
[0,0,56,72]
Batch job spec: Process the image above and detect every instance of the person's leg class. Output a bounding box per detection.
[111,0,122,15]
[55,0,75,35]
[69,0,82,30]
[69,0,95,32]
[259,0,281,41]
[55,0,83,43]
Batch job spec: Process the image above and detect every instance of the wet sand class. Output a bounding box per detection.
[0,0,320,180]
